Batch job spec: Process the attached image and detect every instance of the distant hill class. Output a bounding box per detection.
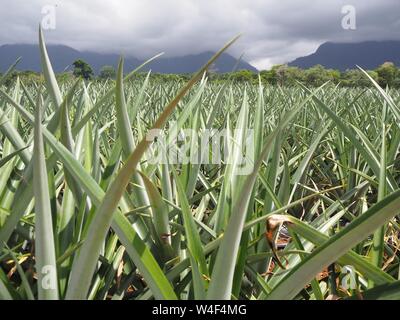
[0,44,257,74]
[289,41,400,71]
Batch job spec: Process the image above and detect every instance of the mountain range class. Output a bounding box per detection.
[1,40,399,74]
[0,44,257,74]
[289,40,400,71]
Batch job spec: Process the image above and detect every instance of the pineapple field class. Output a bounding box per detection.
[0,31,400,300]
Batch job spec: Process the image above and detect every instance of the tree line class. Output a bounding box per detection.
[2,59,400,88]
[218,62,400,88]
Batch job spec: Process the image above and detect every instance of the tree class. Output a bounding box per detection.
[341,69,377,87]
[304,65,339,87]
[72,59,94,80]
[260,65,304,86]
[376,62,398,87]
[99,65,116,79]
[230,70,255,82]
[394,72,400,88]
[269,65,289,86]
[284,66,306,85]
[328,69,341,83]
[274,65,290,86]
[259,69,275,84]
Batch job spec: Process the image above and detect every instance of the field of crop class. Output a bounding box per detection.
[0,32,400,300]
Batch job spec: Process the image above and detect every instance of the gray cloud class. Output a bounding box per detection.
[0,0,399,69]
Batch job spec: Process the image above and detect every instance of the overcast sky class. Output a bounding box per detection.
[0,0,399,69]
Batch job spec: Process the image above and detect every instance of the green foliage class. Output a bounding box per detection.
[72,59,94,80]
[341,69,377,87]
[303,65,338,87]
[376,62,398,87]
[3,62,400,89]
[216,62,400,88]
[99,65,116,79]
[230,69,255,82]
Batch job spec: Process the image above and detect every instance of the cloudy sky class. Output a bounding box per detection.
[0,0,399,69]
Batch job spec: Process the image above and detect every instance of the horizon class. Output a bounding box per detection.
[2,39,400,72]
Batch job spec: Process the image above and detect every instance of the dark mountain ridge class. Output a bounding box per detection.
[289,40,400,71]
[0,44,257,74]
